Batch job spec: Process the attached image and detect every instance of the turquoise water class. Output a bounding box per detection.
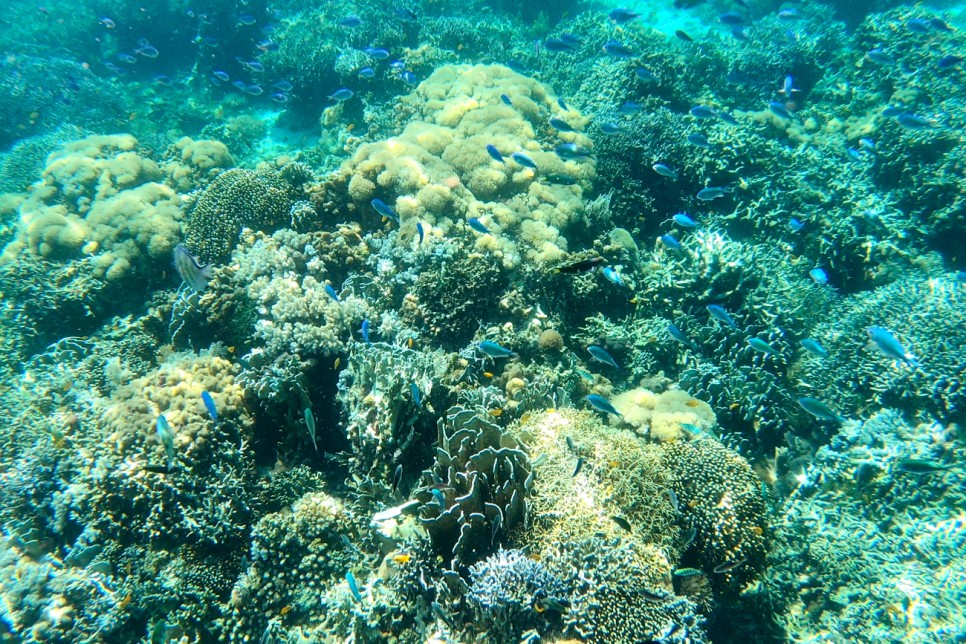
[0,0,964,642]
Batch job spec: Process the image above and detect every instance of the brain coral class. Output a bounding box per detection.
[338,63,596,267]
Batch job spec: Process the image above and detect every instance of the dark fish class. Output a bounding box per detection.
[142,464,172,474]
[572,457,584,477]
[392,464,403,492]
[603,40,634,57]
[554,256,605,273]
[371,198,400,223]
[600,122,624,134]
[560,33,582,46]
[690,105,718,119]
[585,394,621,417]
[173,244,213,291]
[707,304,737,328]
[930,18,953,32]
[609,8,641,23]
[713,558,747,574]
[549,117,577,132]
[416,222,427,244]
[611,516,632,531]
[769,101,793,119]
[557,97,570,111]
[485,144,505,163]
[201,391,218,422]
[479,341,515,358]
[588,345,619,368]
[687,133,710,148]
[906,18,930,33]
[500,94,512,105]
[467,218,490,234]
[545,38,578,52]
[895,458,952,474]
[636,67,658,82]
[511,151,538,169]
[641,589,667,603]
[717,111,739,126]
[545,173,578,185]
[667,322,692,345]
[719,11,744,25]
[731,26,748,40]
[675,30,694,43]
[566,436,575,452]
[339,15,362,27]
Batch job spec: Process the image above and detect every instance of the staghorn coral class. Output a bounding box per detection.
[414,404,533,569]
[661,437,768,595]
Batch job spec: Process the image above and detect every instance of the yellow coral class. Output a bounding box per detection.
[612,387,716,441]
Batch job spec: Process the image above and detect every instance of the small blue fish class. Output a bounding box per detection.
[896,113,933,129]
[270,93,289,104]
[401,71,418,85]
[797,397,845,423]
[511,151,538,169]
[328,88,354,101]
[955,270,966,283]
[801,339,828,357]
[652,163,677,179]
[608,7,640,23]
[696,187,729,201]
[938,55,964,70]
[809,268,828,285]
[667,322,691,345]
[866,327,917,365]
[467,218,490,234]
[768,101,793,119]
[747,338,779,356]
[346,571,362,602]
[660,234,683,252]
[620,101,642,115]
[201,391,218,422]
[431,488,447,510]
[545,38,578,52]
[719,11,744,24]
[789,217,805,232]
[212,70,230,82]
[882,105,906,117]
[717,111,740,126]
[602,40,634,57]
[601,267,624,286]
[707,304,737,328]
[559,33,582,46]
[500,94,512,105]
[858,138,875,152]
[672,213,698,228]
[243,84,264,96]
[636,67,658,82]
[689,105,718,119]
[366,48,390,60]
[572,457,584,477]
[549,117,576,132]
[585,394,621,417]
[339,15,363,27]
[687,133,710,148]
[866,48,895,65]
[358,66,376,79]
[485,144,505,163]
[371,198,400,223]
[416,222,427,244]
[360,319,371,343]
[554,143,594,159]
[588,345,619,368]
[324,284,341,302]
[557,97,569,111]
[600,123,624,134]
[273,80,293,92]
[778,75,799,97]
[479,341,515,359]
[411,382,422,406]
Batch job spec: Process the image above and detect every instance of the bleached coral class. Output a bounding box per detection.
[340,64,596,267]
[611,387,717,442]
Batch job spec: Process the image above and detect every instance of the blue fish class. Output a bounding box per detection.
[411,382,422,406]
[602,267,624,286]
[866,48,895,65]
[717,111,740,126]
[620,102,642,115]
[801,339,828,357]
[660,234,683,252]
[358,66,376,79]
[689,106,718,119]
[366,48,390,60]
[587,346,619,368]
[608,8,640,23]
[798,397,845,423]
[324,284,340,302]
[707,304,737,328]
[600,123,624,134]
[696,187,729,200]
[549,117,576,132]
[636,66,658,82]
[896,113,933,129]
[768,101,793,119]
[955,270,966,283]
[346,571,362,602]
[559,33,582,46]
[687,133,710,148]
[328,88,354,101]
[602,40,634,57]
[789,217,805,232]
[431,488,446,510]
[371,198,400,223]
[360,319,371,343]
[866,327,917,365]
[747,338,779,356]
[667,322,692,345]
[467,218,490,234]
[554,143,594,159]
[416,222,427,244]
[585,394,621,417]
[511,152,538,169]
[485,144,505,163]
[652,163,677,179]
[479,341,515,359]
[882,105,906,117]
[201,391,218,422]
[809,268,828,285]
[672,213,698,228]
[545,38,578,52]
[212,70,230,82]
[273,80,293,91]
[938,55,964,70]
[339,15,362,27]
[557,97,570,111]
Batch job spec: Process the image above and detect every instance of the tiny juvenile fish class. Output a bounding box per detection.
[707,304,737,328]
[587,345,619,368]
[747,338,779,356]
[479,340,515,358]
[866,326,917,365]
[201,391,218,422]
[500,94,512,105]
[585,394,621,417]
[797,396,845,423]
[304,407,318,452]
[371,198,400,223]
[601,267,625,286]
[801,339,828,357]
[554,256,605,274]
[467,218,490,234]
[511,151,538,169]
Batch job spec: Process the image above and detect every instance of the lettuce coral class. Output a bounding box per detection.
[339,64,596,267]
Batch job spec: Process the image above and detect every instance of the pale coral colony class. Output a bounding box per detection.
[0,0,964,643]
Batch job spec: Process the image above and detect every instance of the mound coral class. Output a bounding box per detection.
[336,63,596,267]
